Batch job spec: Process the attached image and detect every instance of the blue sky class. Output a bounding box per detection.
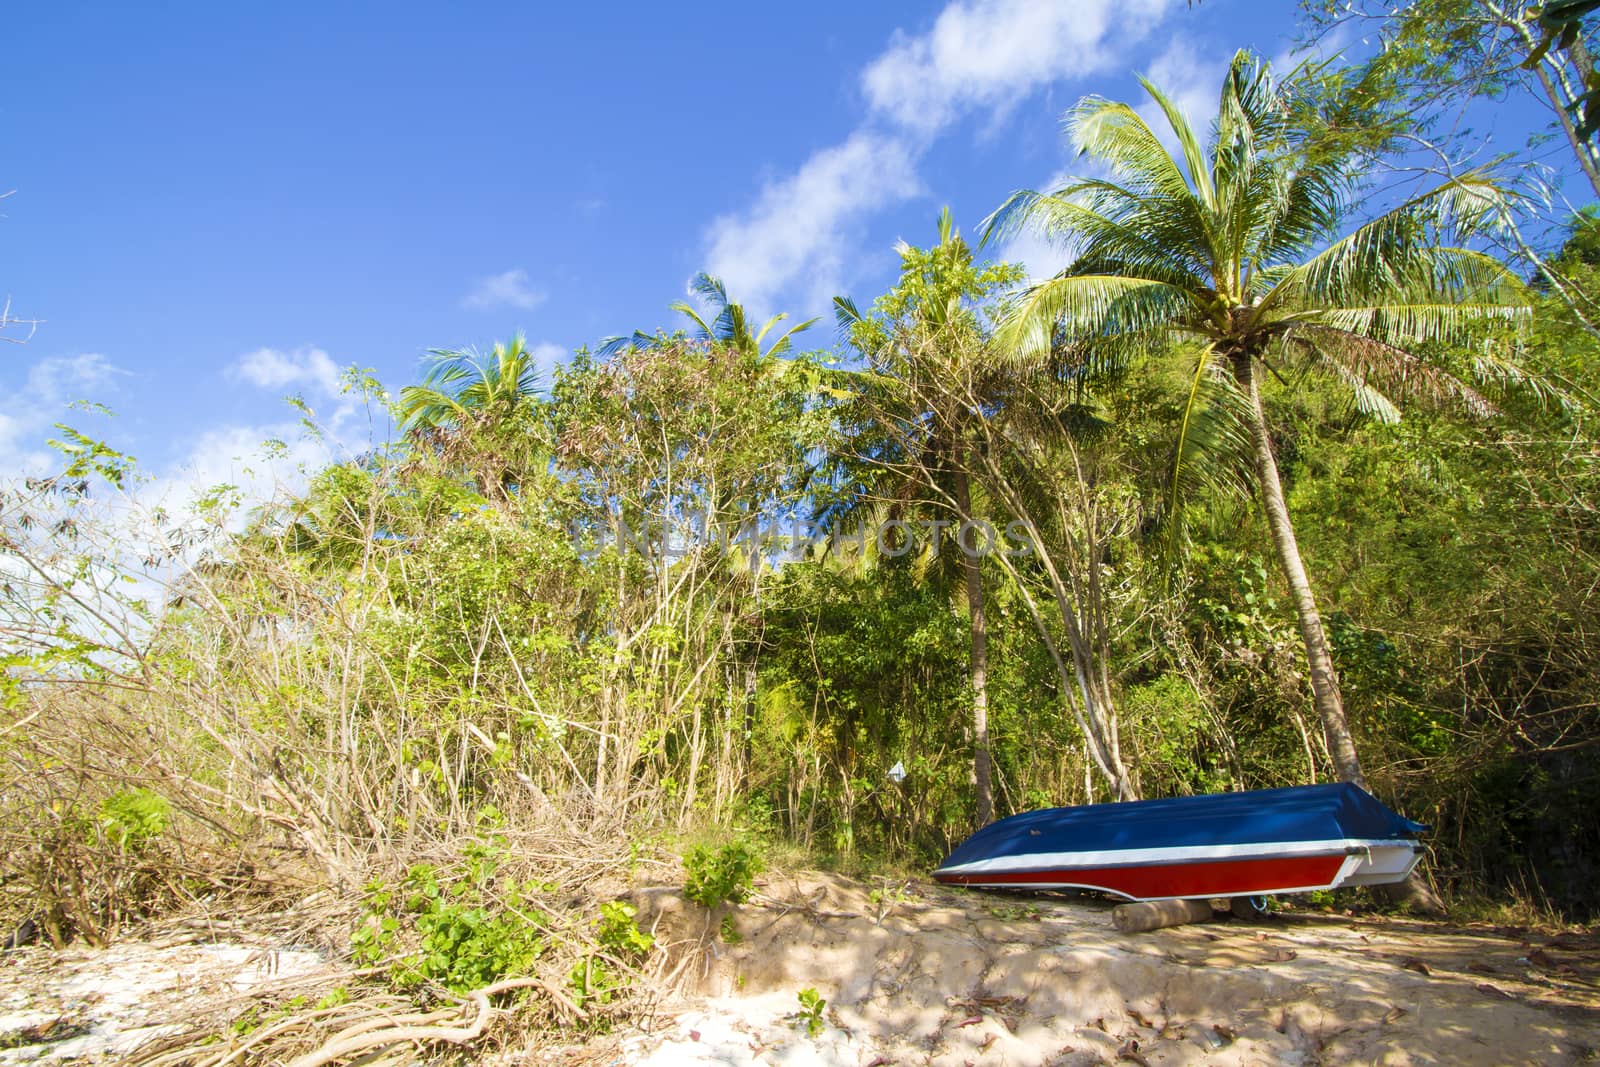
[0,1,1565,506]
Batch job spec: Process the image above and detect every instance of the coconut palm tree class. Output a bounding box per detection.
[396,332,550,501]
[985,51,1528,790]
[397,332,544,432]
[600,272,818,358]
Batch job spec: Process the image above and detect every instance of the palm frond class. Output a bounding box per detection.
[397,334,541,431]
[983,185,1211,286]
[1258,173,1516,313]
[689,272,730,311]
[1471,350,1577,412]
[396,384,469,430]
[1307,296,1527,348]
[1069,96,1201,204]
[596,330,657,358]
[1287,326,1496,418]
[995,275,1191,361]
[1134,75,1215,209]
[833,295,865,342]
[668,301,718,342]
[1162,343,1256,558]
[762,316,820,357]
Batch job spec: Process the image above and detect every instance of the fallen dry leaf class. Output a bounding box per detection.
[1476,983,1514,1000]
[1401,956,1432,975]
[1384,1006,1408,1024]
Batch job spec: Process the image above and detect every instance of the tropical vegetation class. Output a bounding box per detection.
[4,9,1600,1059]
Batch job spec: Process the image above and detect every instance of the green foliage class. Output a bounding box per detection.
[398,332,545,432]
[983,902,1041,922]
[351,852,548,994]
[98,789,170,850]
[682,841,762,909]
[314,987,349,1011]
[1121,677,1229,795]
[794,988,827,1038]
[10,42,1600,976]
[567,956,619,1009]
[595,900,654,958]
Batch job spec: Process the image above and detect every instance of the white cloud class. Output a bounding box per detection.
[699,0,1186,321]
[529,340,567,378]
[704,133,922,316]
[152,421,335,516]
[143,364,386,524]
[863,0,1175,134]
[462,269,546,311]
[0,353,126,476]
[25,352,122,401]
[994,226,1077,283]
[229,345,341,398]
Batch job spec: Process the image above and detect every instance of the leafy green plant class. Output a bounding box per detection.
[314,987,348,1011]
[867,881,915,921]
[350,857,548,993]
[595,900,653,958]
[407,894,544,993]
[682,841,762,909]
[794,987,827,1038]
[98,789,169,849]
[568,956,619,1009]
[718,914,743,943]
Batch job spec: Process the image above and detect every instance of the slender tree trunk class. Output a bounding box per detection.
[1534,60,1600,199]
[1233,354,1366,789]
[742,661,756,787]
[952,464,994,825]
[1237,356,1445,915]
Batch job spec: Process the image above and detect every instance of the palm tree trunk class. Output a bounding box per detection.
[1239,360,1445,913]
[952,465,994,825]
[1233,354,1366,789]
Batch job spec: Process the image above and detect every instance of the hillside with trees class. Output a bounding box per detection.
[4,11,1600,1063]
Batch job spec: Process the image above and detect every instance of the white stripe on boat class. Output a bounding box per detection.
[933,837,1417,876]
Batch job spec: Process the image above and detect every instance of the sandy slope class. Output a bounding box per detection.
[1,874,1595,1065]
[0,940,332,1064]
[624,873,1600,1066]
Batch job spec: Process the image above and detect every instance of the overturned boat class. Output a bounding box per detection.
[933,783,1426,901]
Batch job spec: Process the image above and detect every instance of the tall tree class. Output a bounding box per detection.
[837,209,1026,822]
[987,51,1528,789]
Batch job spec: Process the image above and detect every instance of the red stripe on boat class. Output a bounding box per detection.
[933,853,1347,899]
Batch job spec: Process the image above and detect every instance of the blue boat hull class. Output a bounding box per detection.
[933,783,1427,901]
